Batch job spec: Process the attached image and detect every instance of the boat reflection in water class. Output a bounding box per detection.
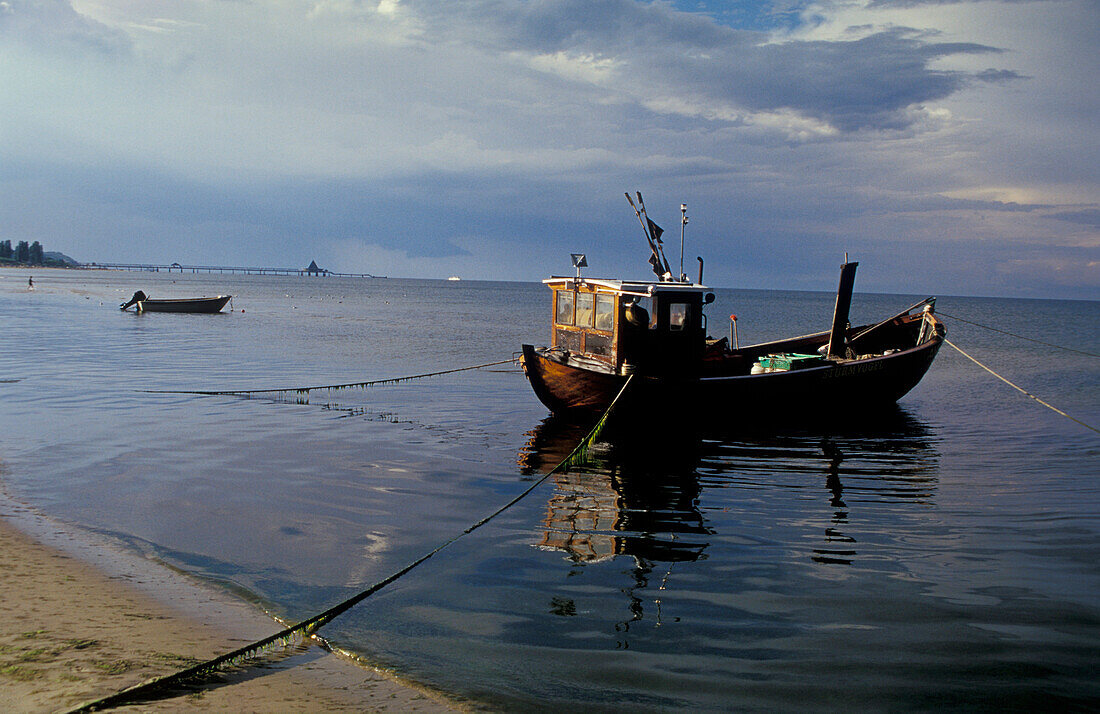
[520,416,711,567]
[704,408,941,567]
[519,417,712,632]
[518,406,940,575]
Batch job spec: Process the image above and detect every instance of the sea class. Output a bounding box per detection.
[1,267,1098,712]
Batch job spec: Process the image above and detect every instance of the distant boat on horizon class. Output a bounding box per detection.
[447,276,461,281]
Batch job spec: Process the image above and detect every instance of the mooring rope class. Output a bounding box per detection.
[944,339,1098,435]
[140,358,519,396]
[938,311,1100,358]
[66,375,636,713]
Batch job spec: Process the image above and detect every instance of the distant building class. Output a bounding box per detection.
[305,260,328,276]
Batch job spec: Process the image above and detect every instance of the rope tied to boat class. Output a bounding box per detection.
[937,311,1100,358]
[140,358,520,396]
[944,338,1098,435]
[65,375,636,713]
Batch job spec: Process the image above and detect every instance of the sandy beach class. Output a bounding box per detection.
[0,504,457,714]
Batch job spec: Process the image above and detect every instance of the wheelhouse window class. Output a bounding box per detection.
[669,302,690,331]
[555,290,574,326]
[575,292,595,328]
[594,294,614,331]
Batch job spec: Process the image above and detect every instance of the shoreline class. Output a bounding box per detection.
[0,497,458,713]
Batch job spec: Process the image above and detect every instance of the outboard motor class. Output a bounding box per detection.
[120,290,147,310]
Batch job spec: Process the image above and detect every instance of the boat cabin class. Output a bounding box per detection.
[544,277,715,377]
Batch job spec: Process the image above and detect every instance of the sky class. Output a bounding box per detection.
[1,0,1097,299]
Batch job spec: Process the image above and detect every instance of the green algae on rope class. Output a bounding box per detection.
[65,374,636,713]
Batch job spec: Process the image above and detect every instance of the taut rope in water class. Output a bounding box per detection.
[140,358,519,396]
[944,339,1098,435]
[937,311,1100,358]
[66,375,636,713]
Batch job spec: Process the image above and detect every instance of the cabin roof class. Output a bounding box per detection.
[544,276,710,296]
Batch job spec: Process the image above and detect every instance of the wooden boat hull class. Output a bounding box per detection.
[134,296,231,313]
[521,322,943,418]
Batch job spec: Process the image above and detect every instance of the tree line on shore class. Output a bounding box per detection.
[1,239,62,266]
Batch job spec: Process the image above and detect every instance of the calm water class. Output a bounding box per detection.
[1,267,1098,711]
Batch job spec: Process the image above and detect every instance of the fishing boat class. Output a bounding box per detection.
[520,194,945,418]
[120,291,231,313]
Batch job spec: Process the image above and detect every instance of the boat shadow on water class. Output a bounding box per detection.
[518,405,942,573]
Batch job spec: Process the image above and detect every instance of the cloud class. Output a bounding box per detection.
[388,0,1019,133]
[1045,209,1100,230]
[0,0,130,55]
[868,0,1046,6]
[0,0,1095,298]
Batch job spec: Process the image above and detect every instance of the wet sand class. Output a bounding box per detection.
[0,508,457,713]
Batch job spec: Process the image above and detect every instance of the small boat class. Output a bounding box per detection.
[520,195,945,419]
[447,276,462,281]
[120,291,231,313]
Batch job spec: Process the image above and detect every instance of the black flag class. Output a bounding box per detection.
[646,218,664,244]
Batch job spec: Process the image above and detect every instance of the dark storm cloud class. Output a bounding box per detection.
[1,154,559,260]
[399,0,1019,131]
[1045,209,1100,229]
[691,30,1016,131]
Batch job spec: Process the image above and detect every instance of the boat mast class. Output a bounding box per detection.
[679,203,688,282]
[826,258,859,359]
[625,192,672,280]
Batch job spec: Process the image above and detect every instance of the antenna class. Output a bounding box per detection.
[679,203,688,282]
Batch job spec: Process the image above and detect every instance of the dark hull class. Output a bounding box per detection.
[134,296,231,313]
[521,322,943,418]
